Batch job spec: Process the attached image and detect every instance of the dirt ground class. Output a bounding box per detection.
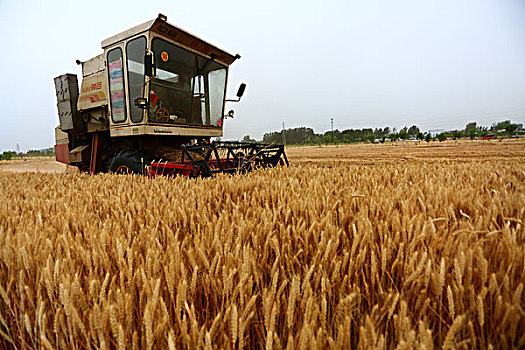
[0,157,66,173]
[285,138,525,164]
[0,139,523,173]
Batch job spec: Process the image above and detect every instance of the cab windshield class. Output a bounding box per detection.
[149,38,227,127]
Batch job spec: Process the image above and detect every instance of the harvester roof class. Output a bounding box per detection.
[101,14,239,66]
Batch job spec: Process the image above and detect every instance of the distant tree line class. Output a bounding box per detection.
[0,148,55,161]
[0,151,17,161]
[242,120,522,145]
[261,126,412,145]
[434,120,521,142]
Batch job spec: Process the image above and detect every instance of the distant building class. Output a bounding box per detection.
[517,123,524,132]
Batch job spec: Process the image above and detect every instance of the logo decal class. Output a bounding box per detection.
[161,51,169,62]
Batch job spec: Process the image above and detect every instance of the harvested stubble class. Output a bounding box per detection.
[0,147,524,349]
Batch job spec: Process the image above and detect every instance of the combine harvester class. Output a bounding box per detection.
[54,14,288,177]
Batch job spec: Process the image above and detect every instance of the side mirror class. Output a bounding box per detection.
[236,83,246,98]
[226,83,247,103]
[145,52,155,77]
[135,97,148,109]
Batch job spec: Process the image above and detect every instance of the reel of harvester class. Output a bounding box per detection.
[147,141,288,177]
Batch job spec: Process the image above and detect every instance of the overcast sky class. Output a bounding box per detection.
[1,0,524,151]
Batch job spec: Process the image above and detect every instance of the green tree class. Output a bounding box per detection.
[452,130,463,140]
[407,125,420,137]
[242,135,256,143]
[262,127,316,145]
[437,133,447,142]
[464,121,477,136]
[425,133,431,142]
[373,128,389,139]
[1,151,16,160]
[468,128,476,140]
[491,120,510,133]
[416,132,424,140]
[389,133,398,142]
[398,127,408,140]
[365,133,375,143]
[504,123,518,136]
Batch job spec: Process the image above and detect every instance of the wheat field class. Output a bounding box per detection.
[1,140,524,349]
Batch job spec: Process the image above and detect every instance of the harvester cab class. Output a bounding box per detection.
[54,14,288,176]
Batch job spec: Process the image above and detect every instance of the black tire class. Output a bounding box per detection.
[109,150,147,175]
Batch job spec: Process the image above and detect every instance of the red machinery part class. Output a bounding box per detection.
[148,141,289,178]
[148,162,194,177]
[54,144,70,164]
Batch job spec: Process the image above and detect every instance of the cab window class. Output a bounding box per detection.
[107,48,126,123]
[126,36,147,123]
[149,38,227,126]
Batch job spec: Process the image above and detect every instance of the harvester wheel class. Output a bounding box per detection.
[109,150,147,175]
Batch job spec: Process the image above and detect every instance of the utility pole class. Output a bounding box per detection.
[282,122,286,145]
[331,118,334,143]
